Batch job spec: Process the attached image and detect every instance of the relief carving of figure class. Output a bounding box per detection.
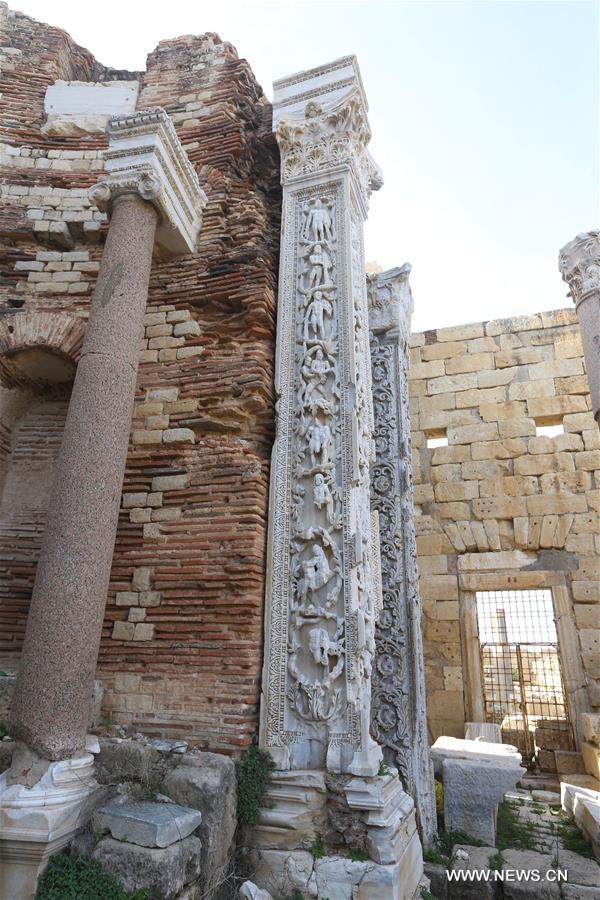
[303,290,333,341]
[296,543,333,601]
[306,242,333,290]
[313,472,335,523]
[307,421,333,468]
[300,347,334,413]
[303,197,335,244]
[308,625,345,679]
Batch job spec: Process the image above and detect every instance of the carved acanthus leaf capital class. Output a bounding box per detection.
[90,107,207,257]
[273,57,382,201]
[367,264,414,340]
[559,229,600,307]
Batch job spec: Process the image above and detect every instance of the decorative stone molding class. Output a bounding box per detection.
[368,266,437,846]
[559,230,600,422]
[90,108,207,256]
[0,753,99,898]
[273,56,383,206]
[260,57,384,777]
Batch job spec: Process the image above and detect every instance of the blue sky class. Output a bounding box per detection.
[14,0,599,330]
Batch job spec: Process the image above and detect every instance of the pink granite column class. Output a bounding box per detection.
[10,193,158,761]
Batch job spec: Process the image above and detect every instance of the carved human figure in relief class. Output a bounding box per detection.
[303,197,334,245]
[308,626,345,678]
[301,347,333,411]
[297,544,333,599]
[307,421,333,468]
[306,243,333,291]
[313,472,334,522]
[303,290,333,341]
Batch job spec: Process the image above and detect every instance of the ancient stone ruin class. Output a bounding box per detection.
[0,3,598,898]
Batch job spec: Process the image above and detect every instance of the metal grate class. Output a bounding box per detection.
[476,589,573,767]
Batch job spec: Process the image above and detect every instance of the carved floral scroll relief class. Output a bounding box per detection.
[261,85,384,774]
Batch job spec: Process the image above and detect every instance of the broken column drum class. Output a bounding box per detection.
[260,58,385,776]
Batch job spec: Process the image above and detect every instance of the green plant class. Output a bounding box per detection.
[377,761,390,776]
[436,828,484,857]
[234,745,276,826]
[423,846,448,866]
[489,851,503,872]
[496,800,539,851]
[309,832,326,860]
[558,820,593,857]
[0,720,7,740]
[346,848,369,862]
[420,889,437,900]
[35,851,148,899]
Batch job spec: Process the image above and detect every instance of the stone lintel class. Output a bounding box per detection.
[367,264,413,340]
[90,107,207,256]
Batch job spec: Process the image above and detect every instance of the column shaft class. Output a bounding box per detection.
[10,195,158,760]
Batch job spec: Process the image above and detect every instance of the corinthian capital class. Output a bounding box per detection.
[559,230,600,307]
[367,264,414,341]
[273,56,382,202]
[89,107,207,257]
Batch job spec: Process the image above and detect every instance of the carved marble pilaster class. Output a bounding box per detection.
[559,230,600,423]
[368,266,437,845]
[260,57,383,776]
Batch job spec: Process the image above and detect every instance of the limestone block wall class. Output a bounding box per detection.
[0,6,280,753]
[408,309,599,743]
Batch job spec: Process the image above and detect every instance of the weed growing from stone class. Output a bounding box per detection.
[436,828,484,857]
[489,851,503,872]
[377,760,389,776]
[558,820,594,857]
[234,745,275,826]
[423,846,449,866]
[346,847,369,862]
[496,799,539,851]
[35,850,148,900]
[309,832,327,860]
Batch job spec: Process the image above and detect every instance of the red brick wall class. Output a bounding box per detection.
[0,8,280,753]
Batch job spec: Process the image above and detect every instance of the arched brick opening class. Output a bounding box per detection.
[0,312,83,658]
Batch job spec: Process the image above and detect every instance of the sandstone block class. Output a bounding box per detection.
[128,608,146,623]
[479,475,539,497]
[132,429,163,445]
[419,574,458,601]
[442,757,523,845]
[526,494,587,515]
[574,605,599,630]
[152,508,182,522]
[146,324,173,338]
[151,474,188,491]
[486,314,542,335]
[563,411,597,432]
[456,386,506,408]
[427,373,478,395]
[166,309,191,323]
[527,395,588,420]
[133,623,155,641]
[122,492,148,508]
[471,438,526,460]
[508,378,555,401]
[163,428,195,444]
[495,347,543,367]
[498,417,537,438]
[572,581,599,603]
[409,359,445,379]
[472,497,527,519]
[132,568,153,591]
[433,481,478,502]
[173,320,201,337]
[515,453,575,475]
[116,592,139,607]
[147,387,179,402]
[478,366,520,387]
[93,835,202,900]
[581,714,600,746]
[575,450,600,471]
[528,358,583,380]
[447,422,499,444]
[480,400,526,421]
[437,322,484,341]
[445,352,493,375]
[437,501,472,519]
[420,340,466,360]
[130,508,151,523]
[176,346,203,359]
[139,592,162,608]
[112,622,135,641]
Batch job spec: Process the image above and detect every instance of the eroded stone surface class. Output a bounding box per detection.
[93,835,202,900]
[442,757,524,845]
[93,799,201,848]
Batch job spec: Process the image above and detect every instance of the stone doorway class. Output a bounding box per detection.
[476,588,574,769]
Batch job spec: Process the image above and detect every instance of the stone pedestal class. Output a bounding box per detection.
[255,57,423,898]
[367,266,437,845]
[559,230,600,423]
[1,108,206,899]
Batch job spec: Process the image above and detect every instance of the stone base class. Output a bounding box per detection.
[246,768,423,899]
[0,753,100,899]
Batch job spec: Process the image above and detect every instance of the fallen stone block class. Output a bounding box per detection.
[443,757,525,845]
[93,834,202,900]
[239,882,274,900]
[93,798,201,848]
[431,735,522,777]
[501,849,560,898]
[448,844,497,899]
